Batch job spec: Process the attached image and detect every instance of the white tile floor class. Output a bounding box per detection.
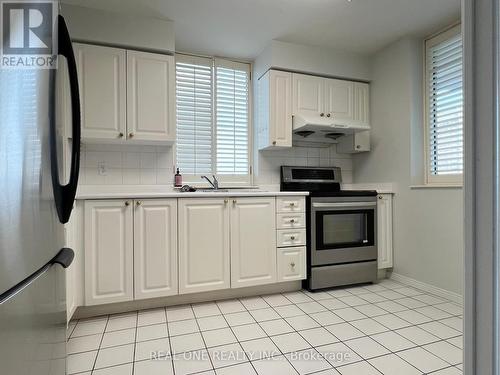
[67,279,463,375]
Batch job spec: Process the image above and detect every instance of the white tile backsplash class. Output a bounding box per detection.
[255,145,353,186]
[79,144,174,186]
[79,144,352,187]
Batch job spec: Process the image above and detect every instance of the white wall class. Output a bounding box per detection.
[353,38,464,295]
[254,40,371,81]
[61,4,175,53]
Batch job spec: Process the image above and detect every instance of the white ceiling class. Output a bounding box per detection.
[62,0,460,59]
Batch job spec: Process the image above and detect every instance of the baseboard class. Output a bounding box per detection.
[73,281,302,320]
[390,272,463,305]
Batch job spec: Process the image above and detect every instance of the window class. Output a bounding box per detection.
[424,25,463,185]
[175,54,251,185]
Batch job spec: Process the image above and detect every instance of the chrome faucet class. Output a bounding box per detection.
[201,175,219,190]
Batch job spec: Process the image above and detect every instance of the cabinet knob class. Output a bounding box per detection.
[356,145,361,149]
[118,132,124,138]
[128,132,134,138]
[378,196,383,200]
[290,219,295,223]
[290,236,296,240]
[125,201,130,206]
[136,201,142,206]
[224,199,229,204]
[233,199,237,204]
[326,113,331,118]
[291,262,296,268]
[320,113,325,117]
[272,141,277,145]
[289,202,295,207]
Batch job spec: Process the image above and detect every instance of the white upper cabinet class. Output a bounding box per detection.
[178,198,230,294]
[74,43,175,144]
[257,70,293,149]
[291,73,370,128]
[134,199,178,300]
[84,200,133,306]
[127,51,175,143]
[75,43,127,141]
[324,79,355,125]
[292,73,325,117]
[353,82,370,126]
[230,197,277,288]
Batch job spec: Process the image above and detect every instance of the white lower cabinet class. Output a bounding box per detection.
[231,197,277,288]
[278,247,307,281]
[84,200,133,305]
[134,199,178,300]
[80,195,308,308]
[377,194,394,269]
[178,199,230,294]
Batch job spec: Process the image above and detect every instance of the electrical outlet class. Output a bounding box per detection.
[98,162,107,176]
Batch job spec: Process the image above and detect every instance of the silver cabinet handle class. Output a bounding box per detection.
[313,202,376,208]
[233,199,237,204]
[290,262,296,268]
[224,199,229,204]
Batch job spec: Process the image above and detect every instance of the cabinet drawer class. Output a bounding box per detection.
[277,228,306,247]
[277,213,306,229]
[276,197,305,213]
[278,246,306,281]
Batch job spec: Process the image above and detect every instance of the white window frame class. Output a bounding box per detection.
[423,24,463,186]
[175,53,253,187]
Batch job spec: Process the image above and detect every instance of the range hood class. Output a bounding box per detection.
[292,114,370,146]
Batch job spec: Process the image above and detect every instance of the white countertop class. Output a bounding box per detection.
[342,183,396,194]
[76,185,309,199]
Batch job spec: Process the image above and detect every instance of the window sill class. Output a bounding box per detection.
[410,184,463,189]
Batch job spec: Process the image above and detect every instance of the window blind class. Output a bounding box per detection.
[175,54,251,184]
[215,60,250,175]
[426,27,463,178]
[176,55,213,175]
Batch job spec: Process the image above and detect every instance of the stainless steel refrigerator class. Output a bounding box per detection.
[0,8,81,375]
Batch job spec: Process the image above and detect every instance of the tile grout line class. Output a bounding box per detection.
[69,279,463,375]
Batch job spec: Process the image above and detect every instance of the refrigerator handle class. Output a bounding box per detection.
[0,248,75,305]
[51,14,81,224]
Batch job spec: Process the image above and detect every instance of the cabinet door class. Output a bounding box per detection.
[292,73,324,117]
[84,200,133,305]
[74,43,127,141]
[231,197,276,288]
[353,82,370,127]
[377,194,393,269]
[127,51,175,143]
[178,199,230,294]
[277,247,306,282]
[324,78,355,124]
[134,199,178,300]
[269,70,292,147]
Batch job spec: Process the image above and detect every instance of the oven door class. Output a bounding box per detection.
[311,197,377,266]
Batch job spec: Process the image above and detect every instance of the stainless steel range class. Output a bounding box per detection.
[281,166,378,291]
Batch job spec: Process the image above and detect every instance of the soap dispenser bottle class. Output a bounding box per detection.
[174,168,182,187]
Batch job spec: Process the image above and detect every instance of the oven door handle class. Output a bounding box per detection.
[312,202,377,209]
